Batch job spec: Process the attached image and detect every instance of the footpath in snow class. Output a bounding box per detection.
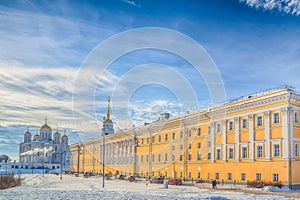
[0,174,299,200]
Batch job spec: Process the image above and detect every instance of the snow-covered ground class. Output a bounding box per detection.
[0,174,299,200]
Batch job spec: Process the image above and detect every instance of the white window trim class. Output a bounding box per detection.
[228,120,234,130]
[272,112,280,124]
[242,118,248,128]
[241,144,248,158]
[257,115,264,126]
[295,111,299,123]
[216,147,221,160]
[273,141,281,157]
[228,146,234,159]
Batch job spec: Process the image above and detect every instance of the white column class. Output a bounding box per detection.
[210,121,215,162]
[222,120,227,162]
[249,114,254,161]
[264,111,271,161]
[289,107,294,160]
[235,117,240,162]
[282,107,289,160]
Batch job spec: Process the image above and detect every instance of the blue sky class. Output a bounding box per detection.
[0,0,300,159]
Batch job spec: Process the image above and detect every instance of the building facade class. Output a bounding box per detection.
[69,86,300,188]
[19,118,70,171]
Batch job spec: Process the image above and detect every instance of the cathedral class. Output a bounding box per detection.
[19,118,70,171]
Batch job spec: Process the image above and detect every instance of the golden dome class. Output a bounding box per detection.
[40,124,52,131]
[62,135,68,139]
[24,131,31,135]
[33,134,40,139]
[105,118,112,123]
[54,131,60,136]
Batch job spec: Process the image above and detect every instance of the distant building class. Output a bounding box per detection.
[18,118,70,171]
[69,86,300,188]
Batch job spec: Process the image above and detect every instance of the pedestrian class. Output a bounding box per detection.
[212,180,217,189]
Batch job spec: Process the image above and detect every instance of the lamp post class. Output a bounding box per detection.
[102,133,106,188]
[32,148,35,174]
[42,142,45,177]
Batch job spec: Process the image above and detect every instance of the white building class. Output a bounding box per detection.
[18,118,70,171]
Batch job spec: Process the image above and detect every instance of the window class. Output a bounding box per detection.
[242,119,248,128]
[158,154,161,162]
[208,152,211,160]
[197,143,201,149]
[188,152,192,160]
[158,135,161,142]
[171,145,175,151]
[188,130,192,137]
[164,153,168,162]
[216,149,221,160]
[141,155,144,162]
[188,144,192,149]
[208,141,211,147]
[257,116,263,126]
[256,173,261,181]
[197,128,201,136]
[180,131,183,138]
[172,153,175,161]
[242,147,248,158]
[216,124,221,132]
[215,173,219,180]
[172,132,175,140]
[229,121,234,130]
[197,172,201,179]
[197,151,201,160]
[295,112,299,123]
[165,134,168,141]
[142,138,144,144]
[179,153,183,161]
[296,144,300,157]
[152,136,155,143]
[273,173,279,182]
[180,144,183,150]
[152,154,155,162]
[188,172,191,178]
[147,138,149,144]
[228,173,232,180]
[274,144,280,157]
[257,145,263,158]
[146,155,149,162]
[229,148,234,159]
[273,112,280,124]
[208,126,211,134]
[241,173,246,181]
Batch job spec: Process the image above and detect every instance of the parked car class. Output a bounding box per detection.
[150,177,163,184]
[168,178,182,185]
[118,175,125,180]
[83,172,94,178]
[128,176,135,182]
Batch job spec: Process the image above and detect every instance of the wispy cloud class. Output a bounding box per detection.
[121,0,141,8]
[239,0,300,16]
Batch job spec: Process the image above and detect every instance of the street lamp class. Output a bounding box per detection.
[32,148,35,174]
[42,142,45,177]
[102,133,107,188]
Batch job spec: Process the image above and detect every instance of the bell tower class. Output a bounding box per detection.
[102,96,114,136]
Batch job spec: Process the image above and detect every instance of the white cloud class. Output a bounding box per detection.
[121,0,141,8]
[240,0,300,15]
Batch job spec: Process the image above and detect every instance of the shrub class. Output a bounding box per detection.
[0,174,21,190]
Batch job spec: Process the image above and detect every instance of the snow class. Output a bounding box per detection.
[0,174,298,200]
[263,186,292,193]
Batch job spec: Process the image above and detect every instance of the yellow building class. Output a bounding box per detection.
[70,85,300,188]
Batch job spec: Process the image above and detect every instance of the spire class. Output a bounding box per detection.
[45,116,48,124]
[105,96,112,122]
